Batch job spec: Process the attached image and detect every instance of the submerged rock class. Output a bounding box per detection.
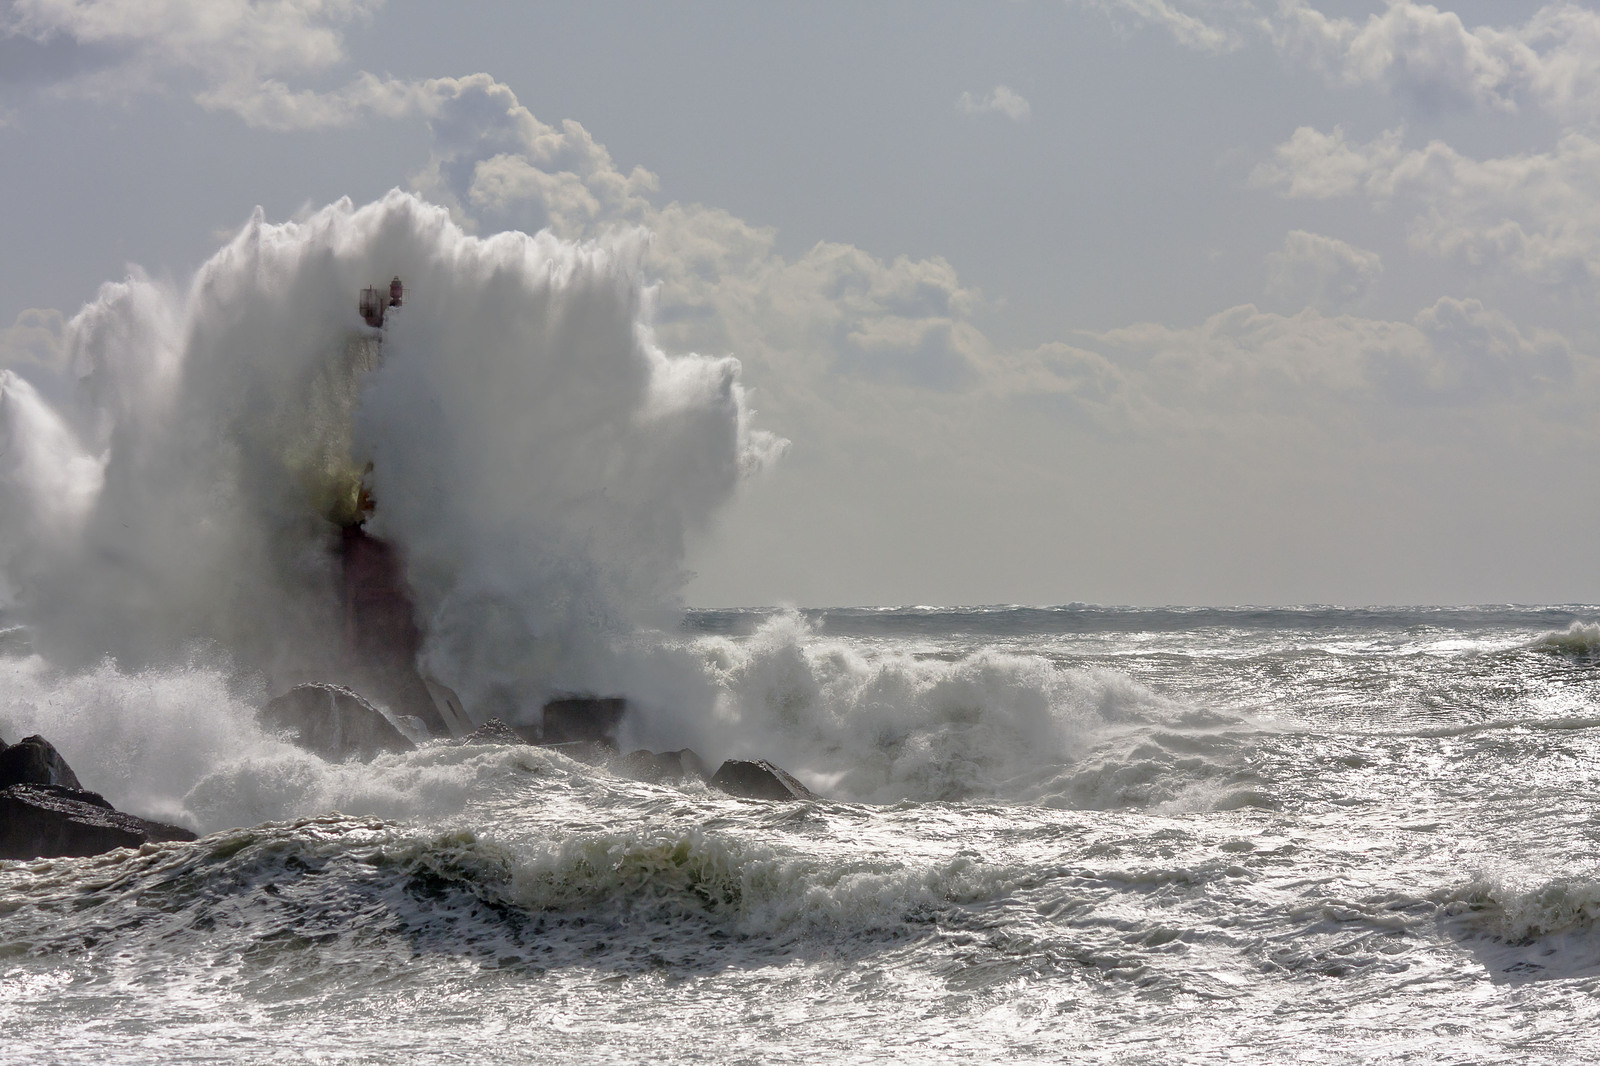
[259,683,416,761]
[616,748,710,785]
[708,759,818,802]
[0,784,196,861]
[0,734,84,790]
[538,696,627,746]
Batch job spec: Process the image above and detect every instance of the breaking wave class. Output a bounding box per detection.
[1,814,1015,974]
[0,612,1259,827]
[1442,873,1600,941]
[662,611,1258,807]
[1524,621,1600,661]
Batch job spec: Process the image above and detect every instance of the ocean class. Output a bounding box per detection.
[4,604,1600,1064]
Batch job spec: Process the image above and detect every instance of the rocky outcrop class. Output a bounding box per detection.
[259,683,416,761]
[537,696,627,746]
[708,759,818,801]
[0,734,84,790]
[0,784,196,861]
[0,738,196,861]
[616,748,710,785]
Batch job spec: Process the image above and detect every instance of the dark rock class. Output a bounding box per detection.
[259,683,416,761]
[708,759,818,802]
[446,718,527,746]
[337,526,453,737]
[0,784,197,861]
[616,748,710,785]
[0,735,85,790]
[538,696,627,746]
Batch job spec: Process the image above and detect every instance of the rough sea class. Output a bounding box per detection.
[4,604,1600,1064]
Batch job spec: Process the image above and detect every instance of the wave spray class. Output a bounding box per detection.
[0,192,781,728]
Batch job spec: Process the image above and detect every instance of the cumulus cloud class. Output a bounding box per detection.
[1078,1,1600,125]
[410,75,661,239]
[1248,124,1405,199]
[1254,125,1600,290]
[956,85,1031,121]
[1005,297,1579,434]
[1271,0,1600,124]
[0,0,380,116]
[643,202,989,391]
[1265,230,1382,312]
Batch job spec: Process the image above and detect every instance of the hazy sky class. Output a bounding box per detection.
[3,0,1598,606]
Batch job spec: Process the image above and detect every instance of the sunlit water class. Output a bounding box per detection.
[5,606,1600,1064]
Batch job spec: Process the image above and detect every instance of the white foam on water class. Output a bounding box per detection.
[641,610,1249,806]
[1525,620,1600,659]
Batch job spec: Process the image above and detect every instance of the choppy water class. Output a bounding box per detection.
[5,605,1600,1064]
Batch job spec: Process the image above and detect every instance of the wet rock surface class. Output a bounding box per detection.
[537,696,626,745]
[708,759,819,802]
[616,748,710,785]
[0,784,197,861]
[260,683,416,760]
[0,739,197,861]
[0,734,85,790]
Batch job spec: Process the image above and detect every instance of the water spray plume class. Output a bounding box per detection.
[0,191,783,728]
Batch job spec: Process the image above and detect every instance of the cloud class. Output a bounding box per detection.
[1078,1,1600,126]
[956,84,1031,121]
[0,307,66,372]
[408,74,659,238]
[1271,0,1527,114]
[1,0,380,112]
[1254,124,1600,290]
[1248,124,1405,199]
[1265,230,1382,312]
[1271,0,1600,124]
[1077,0,1239,53]
[1001,296,1580,437]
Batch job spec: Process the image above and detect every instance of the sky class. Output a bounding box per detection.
[2,0,1599,607]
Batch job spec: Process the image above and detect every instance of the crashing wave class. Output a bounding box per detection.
[1523,621,1600,660]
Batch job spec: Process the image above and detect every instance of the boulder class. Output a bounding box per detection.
[0,784,197,861]
[708,759,818,802]
[538,696,626,746]
[259,683,416,761]
[617,748,710,785]
[0,734,85,790]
